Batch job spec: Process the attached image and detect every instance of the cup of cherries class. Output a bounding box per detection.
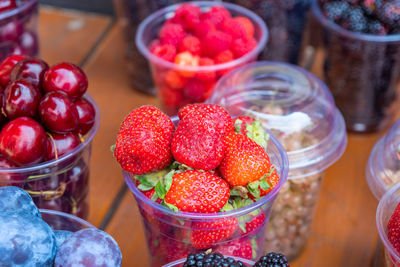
[0,54,99,219]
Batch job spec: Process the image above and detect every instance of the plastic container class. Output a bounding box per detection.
[367,119,400,201]
[377,183,400,267]
[124,119,288,267]
[136,1,268,115]
[224,0,311,64]
[40,208,95,232]
[311,0,400,133]
[0,95,100,219]
[208,61,347,260]
[0,0,39,59]
[163,256,255,267]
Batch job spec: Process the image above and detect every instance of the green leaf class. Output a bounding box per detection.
[246,120,268,149]
[137,175,155,188]
[164,201,179,212]
[137,183,154,191]
[220,202,234,212]
[234,119,243,133]
[259,179,271,191]
[110,144,116,153]
[164,171,174,193]
[230,186,249,198]
[247,181,260,199]
[151,192,159,202]
[251,238,258,259]
[239,223,246,233]
[155,180,167,199]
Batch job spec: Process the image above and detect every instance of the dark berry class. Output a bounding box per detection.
[183,252,246,267]
[377,2,400,28]
[322,1,350,23]
[253,252,289,267]
[368,20,388,35]
[361,0,383,16]
[341,6,368,32]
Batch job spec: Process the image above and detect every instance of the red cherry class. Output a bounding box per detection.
[0,117,46,165]
[39,91,79,133]
[45,132,81,161]
[0,19,23,42]
[0,154,25,187]
[3,80,41,119]
[43,62,88,99]
[10,58,49,89]
[0,54,26,88]
[0,0,17,12]
[74,97,96,135]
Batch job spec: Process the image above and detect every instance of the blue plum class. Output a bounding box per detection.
[0,186,40,217]
[54,230,72,248]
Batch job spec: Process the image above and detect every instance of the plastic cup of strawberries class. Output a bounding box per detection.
[115,103,289,267]
[135,1,268,116]
[0,54,100,219]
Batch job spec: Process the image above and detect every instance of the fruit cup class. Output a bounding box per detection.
[0,95,100,219]
[208,61,347,260]
[135,1,268,115]
[124,119,288,267]
[224,0,311,64]
[311,0,400,132]
[0,0,39,59]
[367,119,400,201]
[377,183,400,267]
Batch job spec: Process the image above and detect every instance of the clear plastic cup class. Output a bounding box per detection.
[311,0,400,133]
[162,256,255,267]
[136,1,268,115]
[0,94,100,219]
[208,61,347,260]
[124,120,288,267]
[0,0,39,59]
[366,119,400,200]
[224,0,311,64]
[40,208,95,231]
[377,183,400,266]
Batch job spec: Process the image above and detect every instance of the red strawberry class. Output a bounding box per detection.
[232,37,258,58]
[114,106,174,175]
[244,213,266,234]
[164,170,230,213]
[172,3,201,30]
[150,43,176,62]
[196,57,216,82]
[193,19,216,38]
[154,235,194,265]
[234,17,255,38]
[218,132,272,187]
[233,116,255,135]
[183,79,206,102]
[234,116,268,150]
[215,237,253,260]
[388,202,400,254]
[201,6,231,29]
[179,35,201,55]
[190,218,238,249]
[258,167,280,197]
[202,30,232,58]
[159,23,186,46]
[172,104,233,170]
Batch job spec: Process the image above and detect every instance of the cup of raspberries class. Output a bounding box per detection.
[0,54,100,219]
[311,0,400,133]
[0,0,39,59]
[135,2,268,116]
[114,103,289,266]
[0,186,122,266]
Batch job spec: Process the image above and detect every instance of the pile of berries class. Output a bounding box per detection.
[320,0,400,35]
[114,104,280,264]
[0,186,122,266]
[0,54,97,218]
[0,0,38,59]
[148,3,260,114]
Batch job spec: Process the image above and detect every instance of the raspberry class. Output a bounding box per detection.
[233,17,255,38]
[193,20,216,38]
[202,30,232,57]
[174,52,199,78]
[201,6,231,29]
[196,57,216,82]
[160,86,184,108]
[231,37,257,58]
[221,18,248,39]
[214,50,234,65]
[159,23,186,47]
[179,36,201,55]
[172,3,201,30]
[150,44,176,62]
[183,79,206,102]
[164,70,187,89]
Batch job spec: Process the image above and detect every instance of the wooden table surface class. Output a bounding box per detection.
[37,5,399,267]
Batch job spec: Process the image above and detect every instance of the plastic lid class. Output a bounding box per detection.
[208,61,347,179]
[367,119,400,200]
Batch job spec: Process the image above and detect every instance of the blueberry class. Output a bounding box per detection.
[0,211,56,266]
[323,1,350,23]
[368,20,388,35]
[0,186,40,217]
[341,6,368,32]
[54,230,72,248]
[361,0,383,16]
[54,229,122,267]
[377,2,400,28]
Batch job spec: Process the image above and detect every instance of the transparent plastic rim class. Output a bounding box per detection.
[0,0,37,20]
[312,0,400,43]
[124,127,289,220]
[136,1,268,72]
[366,138,385,200]
[0,93,100,174]
[162,257,255,267]
[39,209,96,229]
[376,183,400,263]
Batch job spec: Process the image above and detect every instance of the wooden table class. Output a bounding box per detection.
[38,5,398,267]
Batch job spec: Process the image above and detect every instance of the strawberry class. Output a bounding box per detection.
[258,167,280,197]
[190,218,238,249]
[114,106,174,175]
[388,202,400,254]
[202,30,232,58]
[233,17,255,38]
[172,3,201,31]
[183,79,206,102]
[233,116,268,149]
[164,170,230,213]
[134,170,168,204]
[201,6,231,29]
[232,37,258,58]
[215,237,254,260]
[218,132,272,187]
[244,213,266,234]
[150,43,176,62]
[154,235,194,265]
[233,116,255,135]
[171,104,233,170]
[159,23,186,46]
[179,35,201,55]
[196,57,216,82]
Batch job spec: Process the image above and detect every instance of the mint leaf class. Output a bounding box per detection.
[164,201,179,212]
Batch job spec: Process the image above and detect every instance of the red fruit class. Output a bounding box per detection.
[159,23,186,47]
[222,18,248,40]
[231,37,258,58]
[218,132,272,187]
[134,180,162,204]
[201,6,231,29]
[193,20,216,38]
[234,17,255,38]
[0,54,26,89]
[10,58,49,89]
[174,52,199,78]
[160,86,184,109]
[0,19,23,42]
[388,202,400,254]
[244,213,266,234]
[179,35,201,55]
[183,79,206,102]
[196,57,216,82]
[74,97,96,135]
[214,50,234,65]
[190,218,238,249]
[164,70,187,89]
[259,168,280,197]
[216,237,253,260]
[114,106,174,175]
[151,44,177,62]
[171,104,233,170]
[45,132,81,161]
[233,116,255,135]
[43,62,88,99]
[0,117,46,165]
[164,170,230,213]
[0,155,24,187]
[0,0,16,12]
[177,103,233,125]
[202,30,232,58]
[172,3,201,30]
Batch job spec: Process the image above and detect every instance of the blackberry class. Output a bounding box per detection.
[376,2,400,28]
[183,252,247,267]
[367,19,388,35]
[322,1,350,23]
[253,253,289,267]
[340,6,368,32]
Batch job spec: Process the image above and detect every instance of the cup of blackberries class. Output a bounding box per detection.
[0,54,100,219]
